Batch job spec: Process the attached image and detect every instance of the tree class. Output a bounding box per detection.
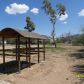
[24,16,35,32]
[42,0,66,48]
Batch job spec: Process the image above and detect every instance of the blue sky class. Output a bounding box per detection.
[0,0,84,37]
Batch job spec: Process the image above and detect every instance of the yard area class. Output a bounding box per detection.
[0,44,83,84]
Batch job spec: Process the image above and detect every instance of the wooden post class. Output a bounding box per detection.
[16,38,18,61]
[28,38,31,68]
[26,40,28,62]
[2,36,5,63]
[37,39,40,63]
[43,40,45,61]
[17,36,21,73]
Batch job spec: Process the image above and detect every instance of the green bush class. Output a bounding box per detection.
[72,35,84,46]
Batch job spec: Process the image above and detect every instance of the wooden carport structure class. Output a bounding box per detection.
[0,28,46,73]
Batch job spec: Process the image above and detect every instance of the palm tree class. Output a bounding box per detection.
[42,0,66,48]
[24,16,35,32]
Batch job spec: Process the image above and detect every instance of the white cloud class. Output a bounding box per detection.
[59,12,68,21]
[63,21,67,24]
[5,3,29,14]
[30,8,39,14]
[78,9,84,16]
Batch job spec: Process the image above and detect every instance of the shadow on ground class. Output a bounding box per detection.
[77,49,84,52]
[0,60,35,74]
[73,65,84,74]
[69,49,84,59]
[73,65,84,84]
[69,49,84,77]
[69,49,84,84]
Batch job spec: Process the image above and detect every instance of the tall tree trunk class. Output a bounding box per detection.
[52,35,56,48]
[52,23,56,48]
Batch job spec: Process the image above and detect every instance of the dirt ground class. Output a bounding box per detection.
[0,44,83,84]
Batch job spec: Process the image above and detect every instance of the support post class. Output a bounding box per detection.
[17,36,21,73]
[26,40,28,62]
[37,39,40,63]
[2,36,5,63]
[16,38,18,61]
[43,40,45,61]
[28,38,31,68]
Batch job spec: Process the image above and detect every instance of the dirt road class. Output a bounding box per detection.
[0,45,81,84]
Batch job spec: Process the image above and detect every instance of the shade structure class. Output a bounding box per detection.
[0,27,46,73]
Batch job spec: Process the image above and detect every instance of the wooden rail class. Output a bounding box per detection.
[0,47,44,51]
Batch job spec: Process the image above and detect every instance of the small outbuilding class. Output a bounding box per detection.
[0,28,47,73]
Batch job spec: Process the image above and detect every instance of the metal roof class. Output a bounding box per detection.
[0,28,47,39]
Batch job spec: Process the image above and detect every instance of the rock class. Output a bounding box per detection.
[66,78,69,80]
